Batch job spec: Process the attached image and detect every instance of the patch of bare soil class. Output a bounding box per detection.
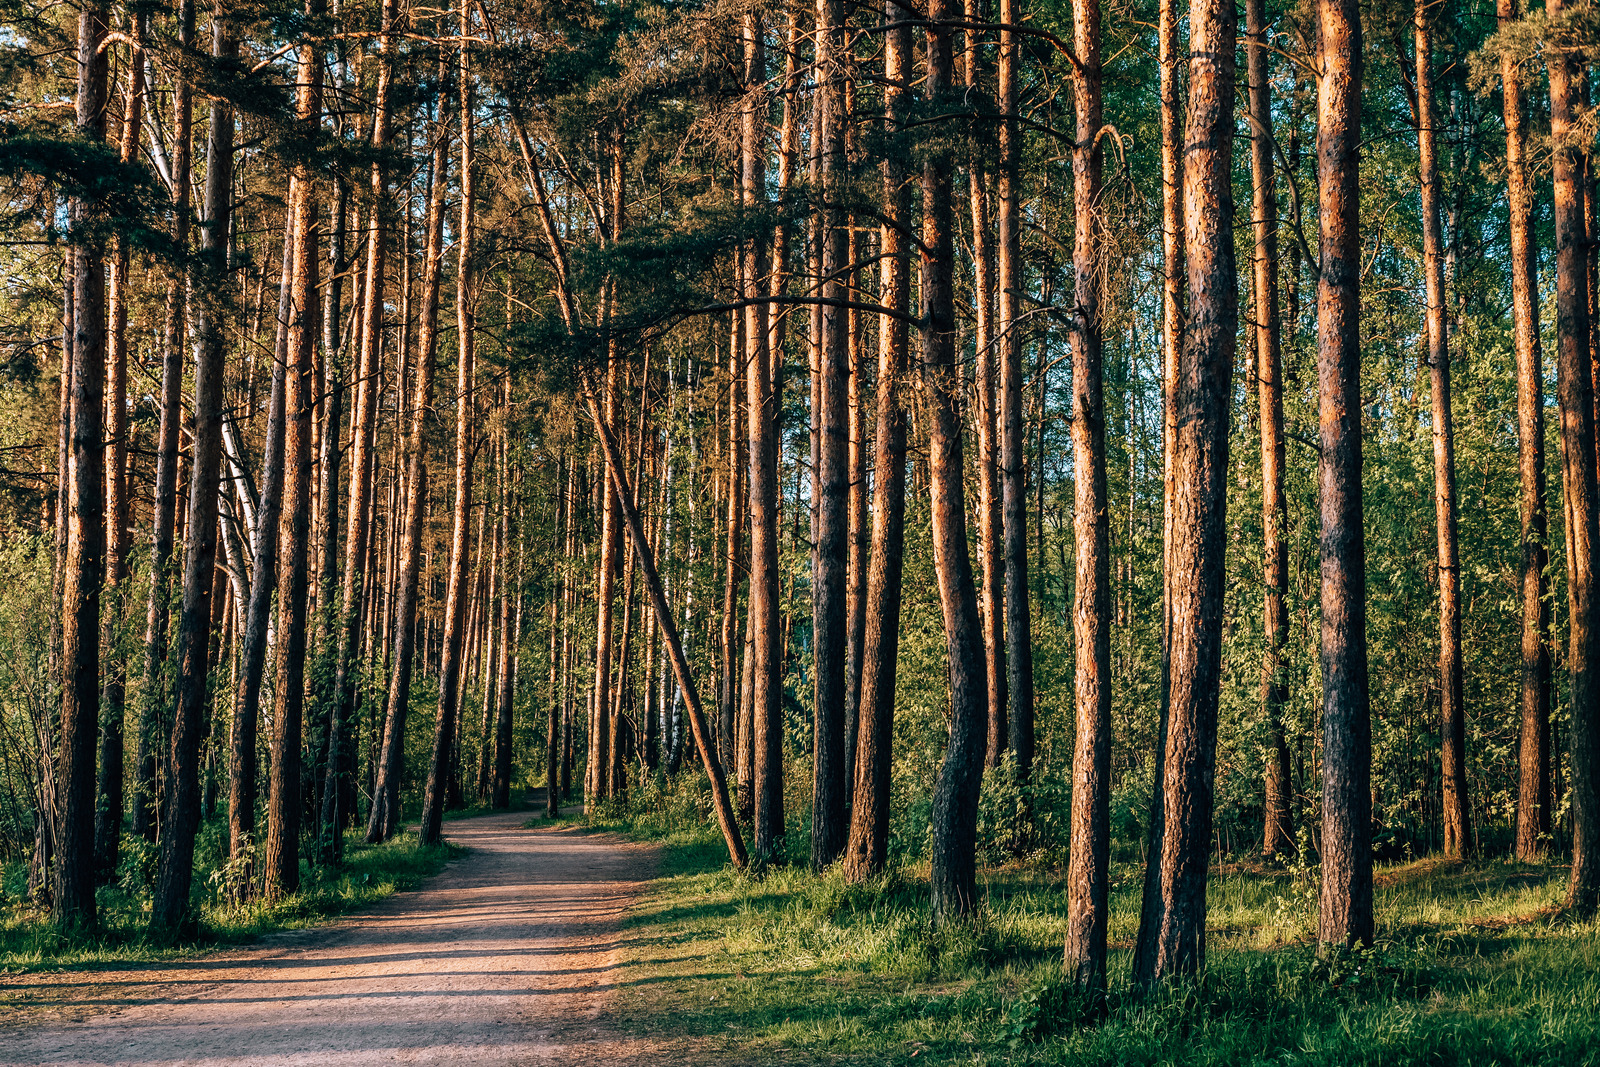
[0,809,679,1066]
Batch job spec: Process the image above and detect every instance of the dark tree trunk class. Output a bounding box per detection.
[923,0,986,927]
[55,0,110,929]
[811,0,849,871]
[152,7,239,929]
[1316,0,1373,946]
[998,0,1033,792]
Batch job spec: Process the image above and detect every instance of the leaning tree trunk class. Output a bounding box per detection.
[1551,0,1600,916]
[55,0,110,929]
[1414,1,1469,860]
[1063,0,1114,994]
[923,0,987,927]
[1502,0,1551,863]
[1133,0,1235,987]
[1316,0,1373,948]
[152,6,239,930]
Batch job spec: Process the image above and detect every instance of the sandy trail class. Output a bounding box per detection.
[1,809,666,1066]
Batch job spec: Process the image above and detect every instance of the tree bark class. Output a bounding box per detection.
[1062,0,1115,993]
[95,12,145,882]
[923,0,987,927]
[1316,0,1372,947]
[811,0,849,871]
[1247,0,1292,861]
[1502,0,1551,863]
[1551,0,1600,915]
[152,5,239,929]
[1412,1,1469,860]
[998,0,1033,792]
[260,10,324,900]
[1132,0,1235,986]
[55,0,110,929]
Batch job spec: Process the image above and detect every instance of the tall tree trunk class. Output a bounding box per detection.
[843,0,912,885]
[719,316,744,775]
[1248,0,1292,861]
[365,47,448,846]
[260,10,324,901]
[998,0,1033,793]
[152,5,240,929]
[1316,0,1372,946]
[811,0,849,871]
[742,9,783,867]
[547,458,569,817]
[55,0,110,929]
[1132,0,1235,986]
[1062,0,1114,993]
[1413,1,1469,860]
[328,0,398,857]
[923,0,986,926]
[228,211,292,870]
[417,22,479,842]
[1551,0,1600,915]
[967,0,1004,772]
[1502,0,1551,863]
[492,451,520,809]
[95,13,145,882]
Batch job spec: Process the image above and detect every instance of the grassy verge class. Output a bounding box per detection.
[593,794,1600,1066]
[0,826,462,975]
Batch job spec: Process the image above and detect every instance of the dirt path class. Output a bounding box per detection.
[1,810,669,1066]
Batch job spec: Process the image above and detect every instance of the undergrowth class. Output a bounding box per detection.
[593,779,1600,1067]
[0,821,461,974]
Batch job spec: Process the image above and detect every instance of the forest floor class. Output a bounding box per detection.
[0,805,677,1066]
[588,803,1600,1067]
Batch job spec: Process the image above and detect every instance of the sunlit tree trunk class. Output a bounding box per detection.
[1501,0,1551,863]
[1133,0,1235,986]
[1316,0,1372,947]
[1063,0,1114,993]
[1247,0,1292,861]
[1551,0,1600,916]
[95,12,145,882]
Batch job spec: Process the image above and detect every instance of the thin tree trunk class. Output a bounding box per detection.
[547,459,569,817]
[1132,0,1234,986]
[719,319,744,775]
[1502,0,1551,863]
[1552,0,1600,915]
[1063,0,1115,993]
[1248,0,1292,861]
[998,0,1033,792]
[417,13,479,843]
[492,453,520,809]
[152,5,240,928]
[811,0,849,871]
[55,0,110,929]
[1316,0,1372,946]
[95,13,145,882]
[842,0,911,884]
[1412,1,1469,860]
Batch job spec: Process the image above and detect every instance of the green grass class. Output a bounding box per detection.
[0,825,462,975]
[596,800,1600,1066]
